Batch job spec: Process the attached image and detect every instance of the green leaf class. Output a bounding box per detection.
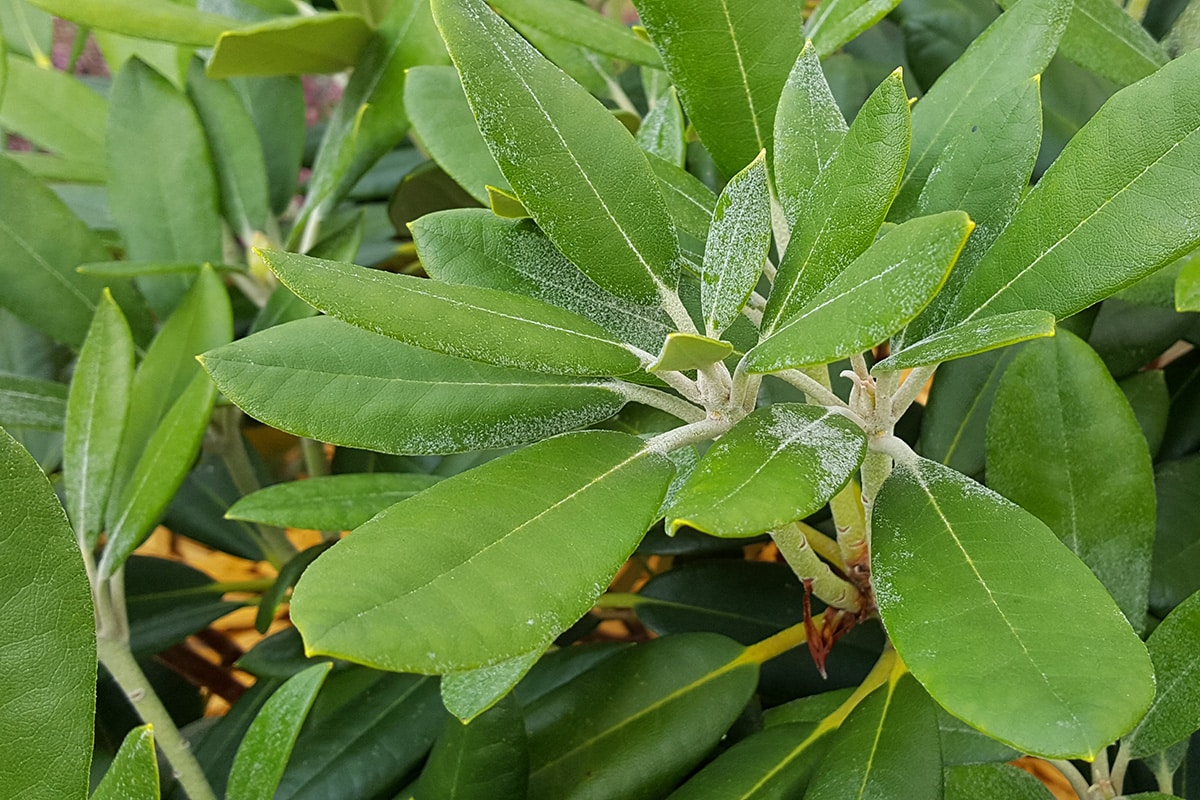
[64,291,134,549]
[637,86,686,168]
[905,77,1043,341]
[261,249,642,376]
[486,184,529,218]
[872,454,1155,758]
[441,649,544,723]
[101,371,217,578]
[804,673,942,800]
[1126,590,1200,757]
[228,663,332,800]
[667,404,866,538]
[405,65,508,204]
[999,0,1166,87]
[635,0,804,178]
[92,726,159,800]
[1120,369,1169,457]
[488,0,661,67]
[649,332,734,372]
[203,317,630,455]
[0,55,107,164]
[208,12,372,78]
[434,0,680,304]
[0,372,65,430]
[988,331,1156,629]
[773,42,847,226]
[25,0,241,46]
[1150,458,1200,616]
[301,0,448,223]
[875,311,1055,372]
[292,431,674,672]
[891,0,1070,218]
[667,723,832,799]
[228,473,443,531]
[1177,246,1200,311]
[0,155,145,348]
[0,427,95,800]
[807,0,904,57]
[124,556,244,656]
[944,763,1056,800]
[950,48,1200,325]
[648,153,718,249]
[233,75,306,215]
[917,348,1014,477]
[525,633,759,800]
[747,211,973,373]
[3,152,105,183]
[108,58,222,316]
[185,59,270,238]
[0,0,52,61]
[702,151,771,336]
[413,694,529,799]
[763,70,910,333]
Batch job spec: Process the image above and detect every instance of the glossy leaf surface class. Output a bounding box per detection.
[635,0,804,178]
[441,649,544,723]
[703,151,771,336]
[208,13,372,77]
[413,694,529,799]
[764,70,910,332]
[668,404,866,538]
[988,331,1155,628]
[228,663,332,800]
[203,316,629,455]
[951,49,1200,325]
[435,0,679,303]
[747,211,972,373]
[1126,589,1200,758]
[668,723,831,799]
[263,249,641,376]
[228,473,443,531]
[944,763,1055,800]
[649,333,734,372]
[292,432,674,672]
[91,726,159,800]
[877,311,1054,372]
[0,427,94,800]
[873,454,1154,758]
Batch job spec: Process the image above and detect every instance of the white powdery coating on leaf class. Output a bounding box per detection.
[759,405,865,500]
[702,155,772,335]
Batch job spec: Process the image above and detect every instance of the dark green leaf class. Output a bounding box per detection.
[232,75,306,215]
[637,86,686,168]
[208,13,372,77]
[1120,369,1169,458]
[92,726,159,800]
[1151,456,1200,616]
[228,473,443,531]
[1127,590,1200,757]
[413,694,529,799]
[917,347,1016,477]
[124,556,243,656]
[0,427,95,800]
[807,0,904,57]
[667,723,832,799]
[944,763,1055,800]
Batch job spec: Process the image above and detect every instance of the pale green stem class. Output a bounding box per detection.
[595,592,643,608]
[300,436,330,478]
[746,291,767,311]
[850,352,871,382]
[641,365,703,403]
[888,364,937,422]
[730,360,762,414]
[773,523,862,610]
[1050,760,1094,800]
[646,416,729,454]
[660,285,700,335]
[1108,741,1131,794]
[741,302,764,328]
[773,368,852,411]
[214,407,296,566]
[614,382,706,422]
[1090,748,1114,798]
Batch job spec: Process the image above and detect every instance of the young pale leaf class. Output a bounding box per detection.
[1125,589,1200,758]
[227,663,332,800]
[1178,254,1200,311]
[905,77,1042,342]
[988,331,1155,629]
[873,454,1155,758]
[874,310,1054,372]
[998,0,1165,87]
[763,69,910,333]
[433,0,680,303]
[227,473,443,531]
[804,673,942,800]
[91,726,159,800]
[890,0,1070,219]
[637,87,686,168]
[441,649,545,723]
[0,55,107,165]
[260,249,641,376]
[405,65,509,204]
[950,48,1200,327]
[207,13,372,78]
[667,404,866,538]
[649,333,734,372]
[108,58,223,316]
[702,151,771,337]
[0,427,95,800]
[292,431,674,672]
[635,0,804,178]
[101,372,217,578]
[487,185,529,218]
[488,0,661,66]
[806,0,904,57]
[667,723,832,798]
[412,210,673,355]
[202,316,630,455]
[301,0,447,224]
[0,373,65,430]
[64,291,134,549]
[25,0,240,46]
[526,633,759,800]
[413,694,529,799]
[773,42,847,226]
[0,155,145,348]
[185,60,270,238]
[747,211,973,374]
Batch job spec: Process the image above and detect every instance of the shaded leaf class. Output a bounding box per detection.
[228,473,443,531]
[413,694,529,799]
[944,763,1055,800]
[807,0,904,58]
[441,648,544,723]
[0,55,106,165]
[1127,589,1200,758]
[0,372,65,430]
[637,86,686,168]
[667,723,832,799]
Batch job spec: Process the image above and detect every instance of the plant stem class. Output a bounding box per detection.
[1108,741,1131,794]
[889,364,937,421]
[788,520,846,571]
[646,416,729,454]
[213,406,295,567]
[594,592,643,608]
[614,382,707,422]
[773,522,861,610]
[1049,760,1094,800]
[773,368,852,411]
